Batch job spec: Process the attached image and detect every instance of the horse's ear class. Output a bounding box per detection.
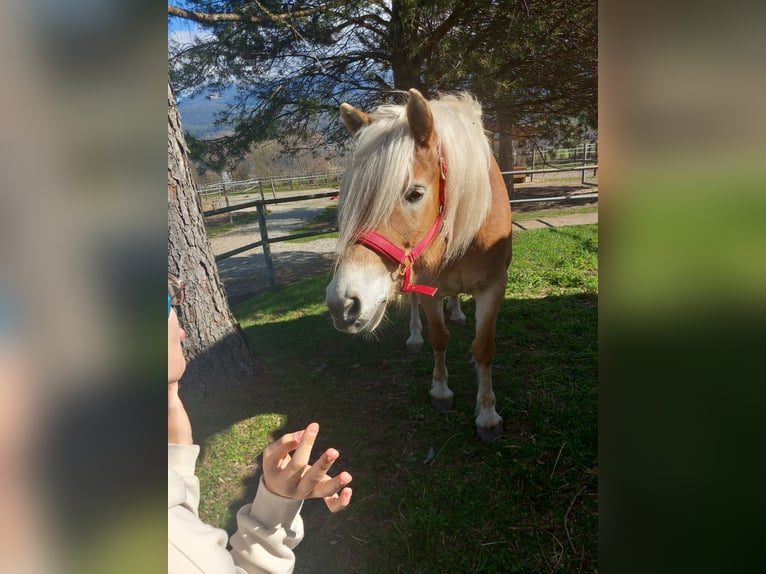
[406,88,435,148]
[340,103,371,135]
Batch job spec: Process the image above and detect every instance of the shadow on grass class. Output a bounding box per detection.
[512,183,598,214]
[545,225,599,254]
[185,274,597,574]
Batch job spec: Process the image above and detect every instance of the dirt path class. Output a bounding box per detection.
[209,190,338,302]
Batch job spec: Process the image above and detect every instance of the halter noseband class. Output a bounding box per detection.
[355,141,447,297]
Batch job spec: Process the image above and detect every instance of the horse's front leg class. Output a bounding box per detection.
[420,294,453,411]
[405,294,425,353]
[472,284,505,441]
[408,295,464,354]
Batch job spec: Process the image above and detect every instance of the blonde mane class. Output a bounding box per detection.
[336,92,493,266]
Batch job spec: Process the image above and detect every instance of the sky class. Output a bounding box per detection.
[167,1,207,50]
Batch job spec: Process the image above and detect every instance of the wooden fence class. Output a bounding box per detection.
[202,165,598,289]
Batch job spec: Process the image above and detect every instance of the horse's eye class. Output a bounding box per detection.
[405,185,425,203]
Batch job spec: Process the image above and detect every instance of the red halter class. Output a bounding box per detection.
[355,141,447,297]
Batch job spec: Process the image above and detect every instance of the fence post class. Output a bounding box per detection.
[256,203,275,290]
[222,182,233,224]
[593,143,598,176]
[530,149,535,182]
[582,142,588,185]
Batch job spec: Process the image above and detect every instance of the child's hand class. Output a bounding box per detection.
[261,422,353,512]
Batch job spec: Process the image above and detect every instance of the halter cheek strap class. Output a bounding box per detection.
[356,141,447,297]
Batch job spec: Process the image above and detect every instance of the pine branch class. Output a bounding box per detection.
[168,3,337,25]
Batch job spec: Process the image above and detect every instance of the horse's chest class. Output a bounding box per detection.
[436,234,512,295]
[437,262,490,295]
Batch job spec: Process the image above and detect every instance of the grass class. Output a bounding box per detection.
[186,224,598,573]
[204,211,262,238]
[513,204,598,221]
[287,205,339,243]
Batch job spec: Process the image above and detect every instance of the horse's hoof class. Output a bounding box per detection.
[406,340,423,354]
[476,422,504,442]
[430,395,454,411]
[451,316,467,326]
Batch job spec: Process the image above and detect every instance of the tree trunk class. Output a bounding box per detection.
[389,0,424,92]
[496,113,516,196]
[167,79,257,390]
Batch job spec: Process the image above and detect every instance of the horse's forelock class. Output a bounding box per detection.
[336,93,493,265]
[336,107,414,255]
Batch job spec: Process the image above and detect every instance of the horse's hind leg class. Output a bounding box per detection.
[405,294,424,353]
[472,285,505,441]
[409,296,463,354]
[420,295,453,411]
[447,295,466,326]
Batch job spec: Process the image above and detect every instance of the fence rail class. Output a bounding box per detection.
[521,142,598,180]
[199,173,341,200]
[502,164,599,185]
[204,165,597,289]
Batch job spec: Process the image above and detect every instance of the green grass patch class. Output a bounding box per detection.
[187,224,598,573]
[513,204,598,221]
[509,225,598,297]
[287,205,339,243]
[204,211,262,238]
[268,180,338,193]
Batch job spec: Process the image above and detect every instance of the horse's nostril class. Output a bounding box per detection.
[326,286,362,329]
[344,296,361,323]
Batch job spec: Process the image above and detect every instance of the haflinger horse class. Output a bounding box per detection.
[325,89,513,441]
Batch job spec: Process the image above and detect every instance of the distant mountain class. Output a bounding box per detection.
[177,87,238,138]
[177,86,336,141]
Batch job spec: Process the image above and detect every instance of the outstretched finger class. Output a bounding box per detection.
[299,448,340,492]
[324,487,353,513]
[291,422,319,468]
[311,469,352,500]
[262,429,304,468]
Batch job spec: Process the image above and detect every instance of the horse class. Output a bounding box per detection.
[325,89,513,441]
[406,294,465,354]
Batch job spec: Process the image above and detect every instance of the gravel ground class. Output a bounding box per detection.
[208,176,598,302]
[209,189,339,302]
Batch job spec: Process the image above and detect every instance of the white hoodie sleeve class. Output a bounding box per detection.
[168,443,304,574]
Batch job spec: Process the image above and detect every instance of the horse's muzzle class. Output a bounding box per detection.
[326,289,363,332]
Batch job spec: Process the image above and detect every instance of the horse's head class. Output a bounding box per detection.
[326,89,448,333]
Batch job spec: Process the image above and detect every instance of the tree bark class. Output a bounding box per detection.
[389,0,424,92]
[496,112,516,196]
[167,80,257,390]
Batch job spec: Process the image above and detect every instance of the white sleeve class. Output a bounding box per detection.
[169,444,305,574]
[168,443,243,573]
[229,477,305,574]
